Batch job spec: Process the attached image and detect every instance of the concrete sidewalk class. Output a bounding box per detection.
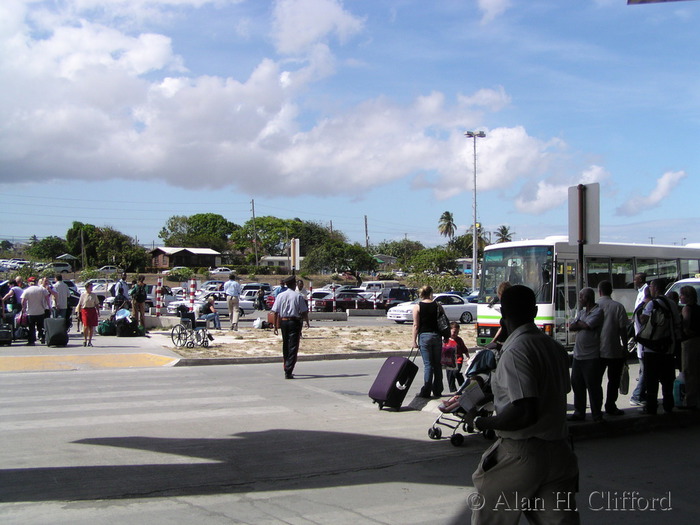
[0,330,182,372]
[2,327,699,441]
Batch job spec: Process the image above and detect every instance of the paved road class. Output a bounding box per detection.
[2,358,699,524]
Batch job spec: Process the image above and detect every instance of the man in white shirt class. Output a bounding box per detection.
[271,275,309,379]
[223,273,242,331]
[53,274,70,326]
[21,282,49,346]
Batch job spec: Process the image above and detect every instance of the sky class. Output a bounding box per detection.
[1,0,700,251]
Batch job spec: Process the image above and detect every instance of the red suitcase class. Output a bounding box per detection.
[368,351,419,410]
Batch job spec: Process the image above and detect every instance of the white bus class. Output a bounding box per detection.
[476,236,700,349]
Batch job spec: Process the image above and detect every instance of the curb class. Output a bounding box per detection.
[567,408,700,440]
[174,350,410,367]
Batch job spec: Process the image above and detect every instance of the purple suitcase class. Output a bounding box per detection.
[369,353,419,410]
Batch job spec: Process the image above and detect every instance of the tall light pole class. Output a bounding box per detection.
[465,130,486,292]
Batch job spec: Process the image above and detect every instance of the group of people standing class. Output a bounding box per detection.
[2,274,72,345]
[630,274,700,413]
[569,273,700,420]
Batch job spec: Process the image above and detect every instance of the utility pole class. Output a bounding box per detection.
[251,199,259,267]
[364,215,370,249]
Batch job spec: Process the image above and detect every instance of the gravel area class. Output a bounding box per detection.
[158,323,478,359]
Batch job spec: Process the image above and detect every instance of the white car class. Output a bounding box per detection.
[166,291,256,317]
[386,293,477,324]
[210,267,233,275]
[162,266,189,275]
[666,278,700,302]
[97,265,122,274]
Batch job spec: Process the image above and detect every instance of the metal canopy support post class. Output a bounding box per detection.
[577,184,586,292]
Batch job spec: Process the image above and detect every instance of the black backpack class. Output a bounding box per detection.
[132,284,147,303]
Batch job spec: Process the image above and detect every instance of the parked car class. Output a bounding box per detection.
[161,266,189,275]
[78,278,115,305]
[97,265,122,275]
[386,293,477,324]
[666,278,700,303]
[166,291,255,317]
[312,291,375,312]
[197,280,225,294]
[242,282,272,294]
[209,267,233,275]
[42,261,73,273]
[103,284,177,310]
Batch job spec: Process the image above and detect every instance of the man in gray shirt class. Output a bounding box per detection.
[52,274,70,326]
[468,285,579,524]
[597,280,629,415]
[569,287,604,422]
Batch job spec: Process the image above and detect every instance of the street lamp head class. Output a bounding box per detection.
[465,130,486,138]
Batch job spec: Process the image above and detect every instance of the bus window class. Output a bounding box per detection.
[658,259,679,284]
[680,259,700,280]
[586,257,610,290]
[611,258,634,290]
[636,259,658,281]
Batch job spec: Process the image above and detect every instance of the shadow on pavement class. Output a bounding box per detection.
[0,429,482,503]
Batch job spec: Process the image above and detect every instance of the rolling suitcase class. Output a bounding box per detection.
[44,317,69,347]
[0,322,12,346]
[368,351,419,410]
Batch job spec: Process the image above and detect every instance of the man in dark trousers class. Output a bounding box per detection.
[466,285,580,524]
[639,279,681,414]
[568,287,604,422]
[271,275,309,379]
[597,280,629,415]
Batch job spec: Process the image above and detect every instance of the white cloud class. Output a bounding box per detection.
[0,0,593,211]
[272,0,364,55]
[477,0,512,24]
[616,170,687,216]
[513,164,610,215]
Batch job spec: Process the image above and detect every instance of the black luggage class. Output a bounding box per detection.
[0,322,12,346]
[116,317,139,337]
[368,351,419,410]
[44,317,69,347]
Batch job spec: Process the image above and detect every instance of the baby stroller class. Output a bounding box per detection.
[428,348,497,446]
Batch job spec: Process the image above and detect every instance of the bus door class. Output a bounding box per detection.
[555,259,578,348]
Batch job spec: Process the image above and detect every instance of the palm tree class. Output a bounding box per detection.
[495,225,514,243]
[438,211,457,240]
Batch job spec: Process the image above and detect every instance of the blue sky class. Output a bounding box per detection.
[1,0,699,250]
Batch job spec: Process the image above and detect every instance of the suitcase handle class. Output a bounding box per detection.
[408,347,418,362]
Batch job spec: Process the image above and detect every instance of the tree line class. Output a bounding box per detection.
[2,212,514,276]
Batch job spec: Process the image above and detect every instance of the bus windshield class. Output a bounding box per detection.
[480,245,554,304]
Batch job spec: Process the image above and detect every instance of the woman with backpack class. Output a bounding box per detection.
[130,276,148,330]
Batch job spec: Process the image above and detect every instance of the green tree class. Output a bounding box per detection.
[373,239,425,266]
[95,226,149,272]
[449,229,489,258]
[159,213,239,252]
[66,222,100,267]
[25,236,68,261]
[232,216,343,259]
[65,222,147,270]
[0,240,13,253]
[407,247,458,274]
[302,240,377,285]
[438,211,457,240]
[495,225,514,243]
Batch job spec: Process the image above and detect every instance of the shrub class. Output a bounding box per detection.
[167,267,194,283]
